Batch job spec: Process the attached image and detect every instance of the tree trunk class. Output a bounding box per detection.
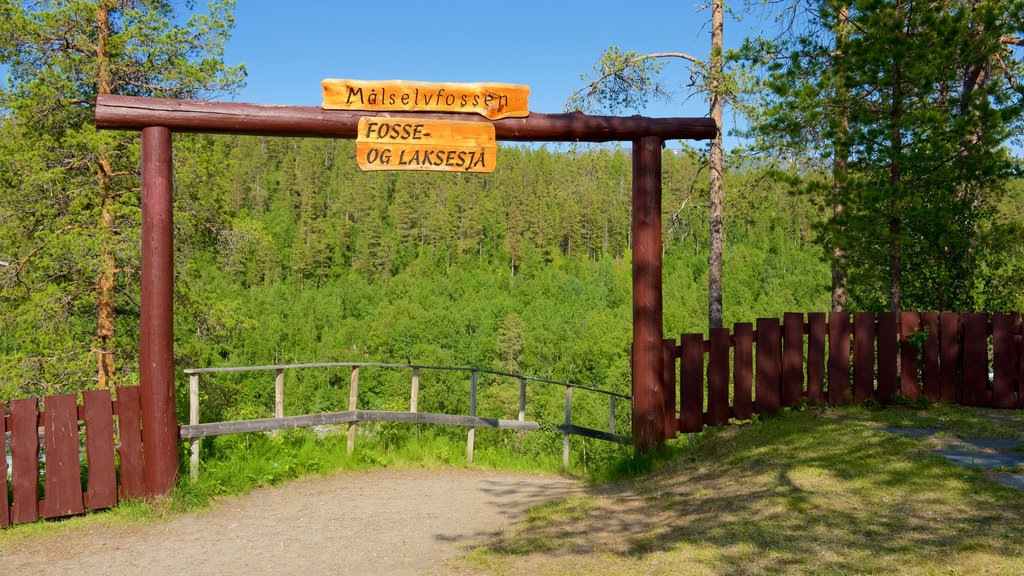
[831,5,850,312]
[95,0,116,388]
[889,60,903,314]
[708,0,725,330]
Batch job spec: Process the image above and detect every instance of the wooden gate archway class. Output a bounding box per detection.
[95,94,716,496]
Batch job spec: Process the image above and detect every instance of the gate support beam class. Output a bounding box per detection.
[631,136,667,452]
[140,126,178,497]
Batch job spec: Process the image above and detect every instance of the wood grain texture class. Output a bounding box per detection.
[114,387,145,500]
[899,312,921,401]
[756,318,781,414]
[708,328,730,425]
[41,394,85,519]
[82,389,118,510]
[962,313,988,406]
[732,322,754,419]
[782,312,804,407]
[322,79,530,120]
[807,313,826,404]
[853,312,876,404]
[9,398,39,524]
[0,405,8,528]
[679,333,704,433]
[827,312,851,405]
[921,312,940,401]
[876,313,897,404]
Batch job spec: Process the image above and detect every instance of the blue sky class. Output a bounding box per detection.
[223,1,762,145]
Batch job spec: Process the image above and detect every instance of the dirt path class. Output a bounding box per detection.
[1,468,580,575]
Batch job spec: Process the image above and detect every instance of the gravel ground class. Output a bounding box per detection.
[1,468,580,576]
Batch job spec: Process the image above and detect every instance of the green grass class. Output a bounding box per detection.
[450,404,1024,576]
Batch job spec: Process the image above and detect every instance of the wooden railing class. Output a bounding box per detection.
[181,362,631,477]
[1,387,145,528]
[664,311,1024,436]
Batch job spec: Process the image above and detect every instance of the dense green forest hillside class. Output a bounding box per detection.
[1,137,833,415]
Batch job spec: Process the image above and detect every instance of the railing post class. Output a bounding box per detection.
[347,367,359,454]
[410,367,420,413]
[467,370,477,463]
[563,385,573,470]
[518,377,527,422]
[189,372,200,481]
[609,396,616,436]
[274,368,285,419]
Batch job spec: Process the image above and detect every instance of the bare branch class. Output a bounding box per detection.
[565,52,703,111]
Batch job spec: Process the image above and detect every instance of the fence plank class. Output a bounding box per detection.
[921,312,940,401]
[1018,313,1024,409]
[733,322,754,420]
[940,312,961,402]
[1,403,8,528]
[853,312,876,404]
[962,312,989,406]
[992,313,1016,408]
[807,313,826,404]
[9,398,40,524]
[756,318,781,414]
[41,394,85,519]
[828,312,851,405]
[82,389,117,510]
[877,313,897,405]
[114,387,145,500]
[899,312,922,402]
[679,333,704,433]
[782,313,804,407]
[662,339,678,438]
[708,328,730,425]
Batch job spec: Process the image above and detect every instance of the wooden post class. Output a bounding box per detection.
[274,368,285,419]
[631,135,666,452]
[139,125,177,498]
[189,373,200,481]
[518,377,527,422]
[467,370,477,463]
[563,385,573,470]
[410,367,420,413]
[347,367,359,454]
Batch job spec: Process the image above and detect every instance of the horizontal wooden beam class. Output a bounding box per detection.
[178,410,539,439]
[95,95,717,143]
[557,424,632,445]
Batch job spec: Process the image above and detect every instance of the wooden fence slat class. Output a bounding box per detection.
[662,339,678,439]
[41,394,85,519]
[1,403,9,528]
[9,398,40,524]
[940,312,961,402]
[962,312,989,406]
[828,312,851,405]
[708,328,730,425]
[1017,313,1024,409]
[733,322,754,420]
[114,387,145,500]
[853,312,876,404]
[82,389,118,510]
[899,312,922,402]
[807,313,826,404]
[921,312,940,401]
[756,318,781,414]
[679,333,704,433]
[877,313,897,405]
[782,313,804,407]
[992,313,1016,408]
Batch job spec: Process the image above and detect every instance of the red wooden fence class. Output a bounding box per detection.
[665,312,1024,436]
[2,387,145,527]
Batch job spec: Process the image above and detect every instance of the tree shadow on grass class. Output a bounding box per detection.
[468,412,1024,575]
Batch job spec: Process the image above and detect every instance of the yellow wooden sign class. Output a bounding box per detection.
[323,79,529,120]
[356,117,497,173]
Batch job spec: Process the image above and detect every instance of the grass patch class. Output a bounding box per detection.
[450,405,1024,575]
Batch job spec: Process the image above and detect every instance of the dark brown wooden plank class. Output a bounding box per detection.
[877,313,898,405]
[899,312,922,402]
[662,339,678,440]
[782,313,804,407]
[732,322,754,420]
[95,94,718,143]
[756,318,781,414]
[708,328,730,425]
[921,312,940,401]
[1,404,9,528]
[1017,313,1024,409]
[940,312,961,402]
[41,394,85,519]
[9,398,40,524]
[807,313,826,404]
[82,389,118,510]
[828,312,851,405]
[992,313,1016,408]
[114,387,145,500]
[679,334,705,433]
[962,313,989,406]
[853,312,876,404]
